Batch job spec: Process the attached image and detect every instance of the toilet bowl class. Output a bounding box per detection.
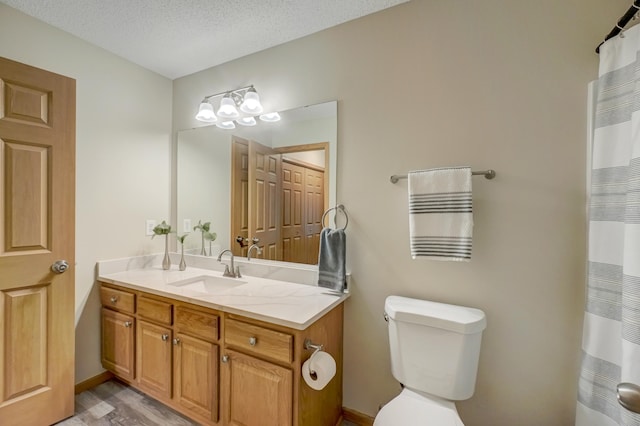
[373,388,464,426]
[374,296,486,426]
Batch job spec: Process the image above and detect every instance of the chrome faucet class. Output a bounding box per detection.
[217,249,238,278]
[247,244,262,261]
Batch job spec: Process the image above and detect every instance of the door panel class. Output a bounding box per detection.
[222,349,292,426]
[174,333,218,422]
[281,161,305,263]
[101,308,135,381]
[137,321,172,399]
[249,140,281,261]
[0,57,75,426]
[3,142,49,252]
[0,286,48,401]
[231,138,249,257]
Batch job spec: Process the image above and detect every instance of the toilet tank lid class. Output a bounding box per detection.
[385,296,486,334]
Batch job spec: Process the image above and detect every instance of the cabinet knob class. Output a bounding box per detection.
[162,334,169,342]
[222,355,229,363]
[110,295,119,304]
[124,321,132,328]
[249,336,257,346]
[173,338,181,345]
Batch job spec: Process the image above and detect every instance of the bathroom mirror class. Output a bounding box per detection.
[177,101,337,265]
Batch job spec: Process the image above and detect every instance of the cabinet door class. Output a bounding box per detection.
[101,308,135,381]
[173,333,219,422]
[222,349,292,426]
[137,320,172,398]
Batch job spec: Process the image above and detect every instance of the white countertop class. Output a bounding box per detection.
[98,265,349,330]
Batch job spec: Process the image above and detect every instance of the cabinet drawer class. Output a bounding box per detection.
[175,306,219,342]
[225,319,293,364]
[100,286,135,314]
[138,296,173,325]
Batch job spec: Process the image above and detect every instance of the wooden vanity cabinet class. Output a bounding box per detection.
[100,286,136,382]
[100,282,344,426]
[100,284,221,425]
[222,304,344,426]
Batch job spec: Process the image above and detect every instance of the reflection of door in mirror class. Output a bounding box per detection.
[231,137,327,264]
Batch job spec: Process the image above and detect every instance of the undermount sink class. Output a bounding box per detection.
[169,275,247,294]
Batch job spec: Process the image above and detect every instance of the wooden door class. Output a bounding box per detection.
[281,161,305,263]
[304,168,324,264]
[101,308,135,382]
[230,137,249,257]
[0,57,75,425]
[222,349,292,426]
[173,333,219,423]
[137,321,172,399]
[249,140,281,261]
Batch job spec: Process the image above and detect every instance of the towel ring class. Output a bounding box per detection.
[321,204,348,230]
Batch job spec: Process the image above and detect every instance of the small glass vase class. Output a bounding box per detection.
[200,233,207,256]
[162,234,171,270]
[179,244,187,271]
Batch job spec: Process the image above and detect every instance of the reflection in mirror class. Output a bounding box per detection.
[177,101,337,265]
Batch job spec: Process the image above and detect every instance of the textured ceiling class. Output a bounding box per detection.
[0,0,409,79]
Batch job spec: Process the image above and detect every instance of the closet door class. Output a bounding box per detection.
[281,161,305,263]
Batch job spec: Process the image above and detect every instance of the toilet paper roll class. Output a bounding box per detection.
[302,351,336,391]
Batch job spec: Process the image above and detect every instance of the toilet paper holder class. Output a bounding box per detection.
[304,339,324,379]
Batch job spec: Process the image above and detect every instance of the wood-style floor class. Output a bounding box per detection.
[55,379,358,425]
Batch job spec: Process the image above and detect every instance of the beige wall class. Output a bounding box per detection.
[0,4,173,383]
[0,0,631,424]
[173,1,626,424]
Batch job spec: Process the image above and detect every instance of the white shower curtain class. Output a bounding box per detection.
[576,25,640,426]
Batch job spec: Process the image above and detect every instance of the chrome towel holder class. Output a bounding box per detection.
[321,204,348,230]
[390,169,496,184]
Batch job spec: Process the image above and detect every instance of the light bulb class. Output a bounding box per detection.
[259,112,281,122]
[217,95,240,119]
[195,102,217,122]
[216,121,236,130]
[240,89,263,114]
[237,116,257,126]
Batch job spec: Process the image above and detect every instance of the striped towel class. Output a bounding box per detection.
[408,167,473,261]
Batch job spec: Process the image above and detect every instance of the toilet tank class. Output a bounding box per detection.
[384,296,486,401]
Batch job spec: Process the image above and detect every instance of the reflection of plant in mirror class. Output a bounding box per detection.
[193,220,217,256]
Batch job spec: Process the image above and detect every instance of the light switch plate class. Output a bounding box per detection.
[145,219,157,236]
[183,219,192,233]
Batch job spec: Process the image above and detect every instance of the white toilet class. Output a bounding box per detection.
[374,295,487,426]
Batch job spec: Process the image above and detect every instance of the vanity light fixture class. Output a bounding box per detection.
[195,85,277,129]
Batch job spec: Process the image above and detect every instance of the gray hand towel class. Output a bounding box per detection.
[317,227,346,292]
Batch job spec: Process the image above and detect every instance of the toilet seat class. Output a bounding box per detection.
[373,388,465,426]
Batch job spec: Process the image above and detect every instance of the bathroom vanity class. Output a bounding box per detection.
[98,260,347,426]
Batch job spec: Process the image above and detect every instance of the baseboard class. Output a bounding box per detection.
[74,371,113,394]
[342,407,375,426]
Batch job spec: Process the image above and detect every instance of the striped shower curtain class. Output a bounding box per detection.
[576,25,640,426]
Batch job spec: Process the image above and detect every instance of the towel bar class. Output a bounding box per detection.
[321,204,348,230]
[390,169,496,183]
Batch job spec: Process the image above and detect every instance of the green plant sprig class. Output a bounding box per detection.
[151,220,172,239]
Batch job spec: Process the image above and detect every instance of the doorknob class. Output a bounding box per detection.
[617,382,640,414]
[51,260,69,274]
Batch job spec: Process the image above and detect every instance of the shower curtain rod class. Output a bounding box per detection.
[596,0,640,53]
